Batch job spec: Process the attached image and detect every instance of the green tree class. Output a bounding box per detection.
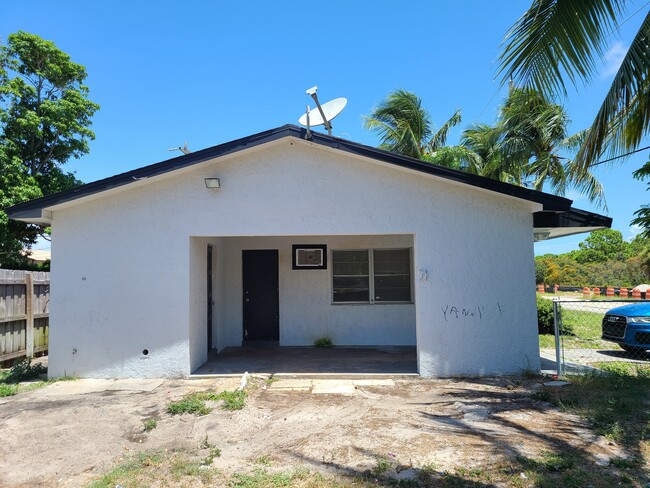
[363,89,462,160]
[498,1,650,228]
[0,31,98,267]
[574,229,625,264]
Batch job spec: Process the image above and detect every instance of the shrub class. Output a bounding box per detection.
[537,297,555,334]
[313,337,333,347]
[3,358,47,383]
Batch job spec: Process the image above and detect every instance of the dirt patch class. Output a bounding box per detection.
[0,375,638,487]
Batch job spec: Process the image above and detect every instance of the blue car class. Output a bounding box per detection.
[602,302,650,354]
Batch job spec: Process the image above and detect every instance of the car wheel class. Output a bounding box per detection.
[621,344,648,354]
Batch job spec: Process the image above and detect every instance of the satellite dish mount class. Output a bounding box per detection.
[298,86,347,139]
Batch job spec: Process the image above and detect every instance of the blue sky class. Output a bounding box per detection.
[2,1,648,254]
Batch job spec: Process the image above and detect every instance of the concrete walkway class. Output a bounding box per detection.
[193,345,418,376]
[268,378,395,395]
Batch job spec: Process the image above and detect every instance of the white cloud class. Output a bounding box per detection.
[601,41,627,77]
[628,224,643,240]
[563,189,586,204]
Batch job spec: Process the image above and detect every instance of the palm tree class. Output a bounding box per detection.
[497,0,650,175]
[460,123,514,182]
[461,88,605,205]
[363,89,462,160]
[499,88,604,203]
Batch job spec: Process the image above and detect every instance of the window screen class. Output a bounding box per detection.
[332,250,370,302]
[373,249,411,302]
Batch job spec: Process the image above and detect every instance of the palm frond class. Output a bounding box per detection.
[497,0,625,96]
[573,13,650,171]
[428,109,462,151]
[425,145,483,172]
[560,129,589,150]
[363,89,431,158]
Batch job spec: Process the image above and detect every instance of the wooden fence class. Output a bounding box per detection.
[0,269,49,363]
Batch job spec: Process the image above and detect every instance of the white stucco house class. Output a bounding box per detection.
[7,125,610,378]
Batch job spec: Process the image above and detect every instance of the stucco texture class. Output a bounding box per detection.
[47,138,539,378]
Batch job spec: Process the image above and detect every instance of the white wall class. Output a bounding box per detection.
[211,235,415,349]
[48,138,539,378]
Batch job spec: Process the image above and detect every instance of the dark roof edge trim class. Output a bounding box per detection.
[7,124,573,218]
[533,208,612,229]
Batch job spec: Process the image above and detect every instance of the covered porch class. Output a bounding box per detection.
[189,233,418,375]
[193,344,418,376]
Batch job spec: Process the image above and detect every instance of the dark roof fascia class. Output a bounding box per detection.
[533,208,612,229]
[303,128,572,211]
[7,124,573,219]
[6,125,296,219]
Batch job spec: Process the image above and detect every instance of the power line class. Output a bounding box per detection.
[611,2,650,35]
[473,86,502,122]
[590,144,650,167]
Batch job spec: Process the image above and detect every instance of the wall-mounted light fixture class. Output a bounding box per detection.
[204,177,221,189]
[533,231,551,242]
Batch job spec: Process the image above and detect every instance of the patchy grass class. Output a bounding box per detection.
[166,389,247,416]
[537,372,649,451]
[166,394,211,416]
[511,451,624,487]
[538,292,633,301]
[539,334,556,349]
[0,359,75,396]
[90,445,648,488]
[0,383,18,397]
[88,451,167,488]
[143,419,157,432]
[596,361,650,377]
[539,308,617,350]
[371,457,392,476]
[199,435,221,465]
[211,389,247,410]
[254,455,273,466]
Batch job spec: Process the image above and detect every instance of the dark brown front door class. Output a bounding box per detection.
[242,250,279,341]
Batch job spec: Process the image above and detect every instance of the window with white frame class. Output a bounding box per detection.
[332,248,412,303]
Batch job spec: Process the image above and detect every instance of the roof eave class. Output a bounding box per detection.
[6,124,576,220]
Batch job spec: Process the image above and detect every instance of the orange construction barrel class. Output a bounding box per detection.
[593,287,601,296]
[620,288,628,298]
[606,287,615,297]
[583,287,591,297]
[632,288,641,299]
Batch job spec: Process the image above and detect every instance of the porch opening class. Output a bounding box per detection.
[190,234,417,375]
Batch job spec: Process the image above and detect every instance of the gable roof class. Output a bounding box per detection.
[5,125,610,233]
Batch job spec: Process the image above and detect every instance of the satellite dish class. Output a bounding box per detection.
[298,97,347,127]
[298,86,347,138]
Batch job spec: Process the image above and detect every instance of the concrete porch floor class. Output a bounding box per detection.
[192,345,418,376]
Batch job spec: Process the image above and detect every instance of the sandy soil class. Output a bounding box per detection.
[0,375,627,487]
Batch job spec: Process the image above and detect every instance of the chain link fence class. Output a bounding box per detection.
[539,299,650,376]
